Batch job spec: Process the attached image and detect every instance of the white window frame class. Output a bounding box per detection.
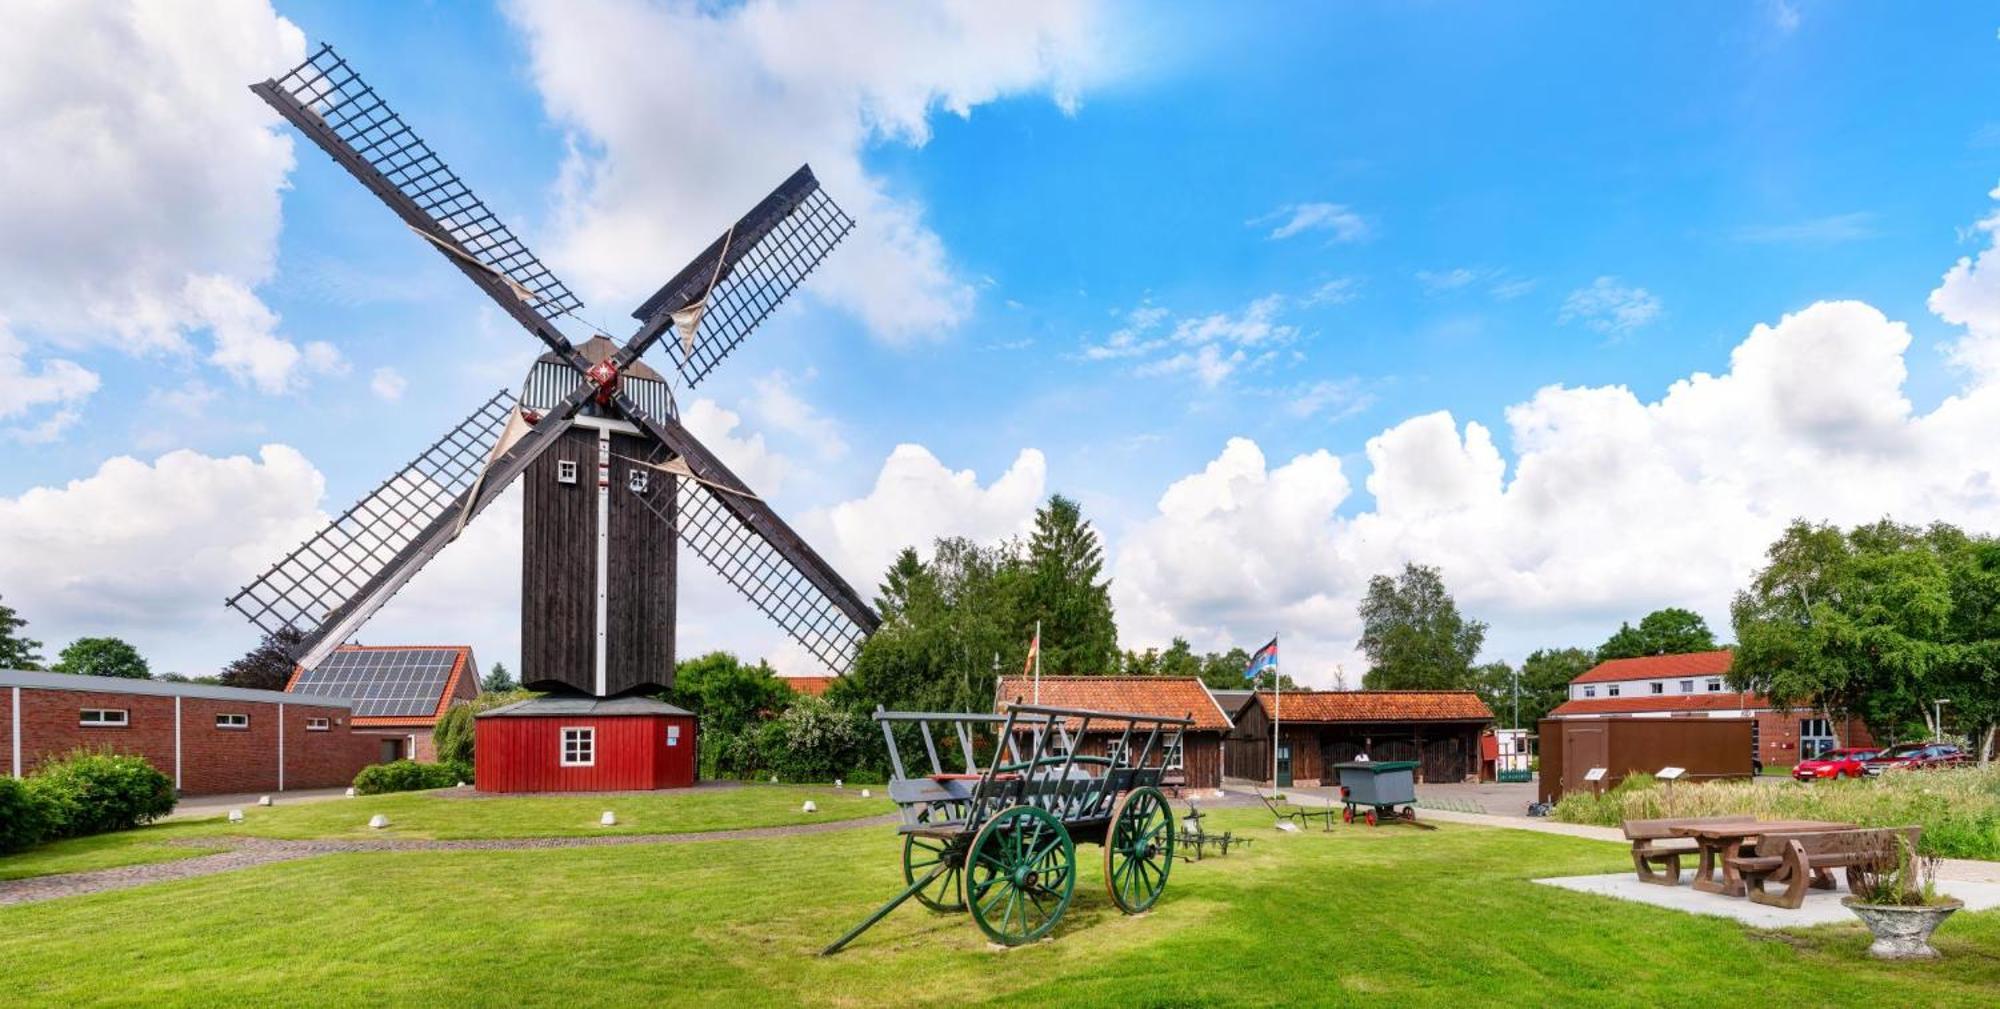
[1678,679,1694,693]
[1162,737,1185,772]
[1650,682,1665,695]
[1607,684,1621,697]
[215,713,249,730]
[666,724,682,747]
[629,469,649,494]
[1707,678,1723,692]
[556,459,579,484]
[79,708,128,727]
[560,726,596,767]
[305,717,330,732]
[1582,685,1597,698]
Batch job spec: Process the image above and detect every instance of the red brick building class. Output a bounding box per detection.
[2,668,379,795]
[1226,691,1494,786]
[286,645,480,764]
[1546,650,1875,769]
[993,676,1236,792]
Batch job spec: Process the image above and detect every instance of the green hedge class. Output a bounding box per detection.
[0,776,56,853]
[352,759,465,795]
[28,750,176,838]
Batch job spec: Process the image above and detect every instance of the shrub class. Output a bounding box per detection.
[352,759,460,795]
[0,776,56,852]
[26,750,175,837]
[756,695,867,782]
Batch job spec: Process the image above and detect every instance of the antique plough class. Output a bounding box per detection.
[822,702,1190,954]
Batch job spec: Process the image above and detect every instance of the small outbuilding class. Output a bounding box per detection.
[1228,690,1494,786]
[474,695,697,792]
[993,676,1235,793]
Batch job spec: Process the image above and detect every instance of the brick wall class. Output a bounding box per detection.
[1751,710,1877,767]
[7,685,378,795]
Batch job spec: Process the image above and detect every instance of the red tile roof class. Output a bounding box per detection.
[1548,692,1772,717]
[993,676,1233,732]
[1571,649,1734,684]
[1249,690,1493,723]
[783,675,838,697]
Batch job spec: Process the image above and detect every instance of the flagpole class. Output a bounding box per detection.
[1033,619,1041,704]
[1271,632,1280,790]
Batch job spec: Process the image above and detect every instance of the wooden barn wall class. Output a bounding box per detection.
[521,426,599,693]
[1538,717,1752,803]
[475,714,697,792]
[1073,730,1223,790]
[1227,713,1488,784]
[606,434,675,695]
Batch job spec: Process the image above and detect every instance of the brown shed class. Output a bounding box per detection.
[1537,716,1754,803]
[1228,690,1494,786]
[993,676,1234,792]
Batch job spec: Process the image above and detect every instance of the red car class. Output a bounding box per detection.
[1792,747,1879,781]
[1863,742,1969,776]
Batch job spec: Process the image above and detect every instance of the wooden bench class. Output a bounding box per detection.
[1621,816,1756,885]
[1726,826,1921,909]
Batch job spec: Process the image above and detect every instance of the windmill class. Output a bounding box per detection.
[225,44,878,774]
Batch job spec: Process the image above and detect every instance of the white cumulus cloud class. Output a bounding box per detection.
[807,444,1047,589]
[506,0,1117,342]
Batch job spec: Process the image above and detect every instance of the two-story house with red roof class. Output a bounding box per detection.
[1545,649,1874,769]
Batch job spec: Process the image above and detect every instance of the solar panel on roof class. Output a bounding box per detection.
[293,648,460,718]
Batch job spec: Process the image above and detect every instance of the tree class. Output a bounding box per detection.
[52,637,150,679]
[218,627,303,690]
[1019,495,1118,675]
[1197,647,1254,689]
[666,651,792,741]
[1357,563,1487,690]
[838,535,1031,717]
[0,594,44,670]
[1477,647,1598,729]
[1730,519,1962,747]
[481,662,517,692]
[1597,607,1720,660]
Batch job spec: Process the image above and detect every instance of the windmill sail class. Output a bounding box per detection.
[252,45,583,339]
[627,165,855,389]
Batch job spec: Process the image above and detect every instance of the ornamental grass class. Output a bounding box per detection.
[1552,763,2000,860]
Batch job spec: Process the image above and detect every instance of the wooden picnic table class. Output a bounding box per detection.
[1669,820,1857,897]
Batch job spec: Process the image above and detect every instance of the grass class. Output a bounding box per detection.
[1553,763,2000,859]
[2,808,1996,1007]
[0,784,889,880]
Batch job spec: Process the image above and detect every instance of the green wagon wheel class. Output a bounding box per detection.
[903,834,967,912]
[964,805,1075,946]
[1103,786,1175,914]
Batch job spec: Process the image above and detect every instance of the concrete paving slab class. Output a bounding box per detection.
[1534,872,2000,928]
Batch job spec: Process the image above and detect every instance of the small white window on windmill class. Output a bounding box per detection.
[556,459,579,485]
[629,468,650,495]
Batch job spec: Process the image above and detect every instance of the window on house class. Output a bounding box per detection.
[306,717,330,731]
[556,459,579,484]
[561,727,595,766]
[216,713,249,729]
[666,724,682,747]
[629,470,649,494]
[1799,718,1835,759]
[1679,680,1694,693]
[1650,682,1664,695]
[1582,686,1597,698]
[79,708,128,727]
[1607,685,1621,697]
[1707,679,1723,692]
[1104,739,1129,767]
[1163,738,1185,772]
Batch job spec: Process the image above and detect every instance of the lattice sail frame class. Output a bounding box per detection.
[270,45,585,317]
[227,391,515,641]
[631,464,870,674]
[629,167,854,389]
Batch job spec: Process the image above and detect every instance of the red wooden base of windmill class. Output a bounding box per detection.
[474,695,698,792]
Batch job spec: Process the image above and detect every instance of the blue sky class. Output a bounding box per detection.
[4,1,2000,683]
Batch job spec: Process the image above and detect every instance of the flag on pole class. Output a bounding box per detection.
[1243,637,1278,680]
[1022,625,1041,677]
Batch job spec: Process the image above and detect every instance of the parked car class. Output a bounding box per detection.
[1792,747,1880,781]
[1862,742,1969,775]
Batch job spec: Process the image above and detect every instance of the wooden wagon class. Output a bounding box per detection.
[822,702,1190,954]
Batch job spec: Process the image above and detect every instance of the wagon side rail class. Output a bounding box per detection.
[997,702,1195,821]
[871,706,1054,831]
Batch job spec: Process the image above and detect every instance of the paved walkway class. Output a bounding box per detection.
[0,813,897,908]
[165,787,355,820]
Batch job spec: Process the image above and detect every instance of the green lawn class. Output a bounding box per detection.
[3,808,1996,1008]
[0,784,889,880]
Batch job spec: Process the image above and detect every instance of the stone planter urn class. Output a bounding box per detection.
[1842,896,1963,959]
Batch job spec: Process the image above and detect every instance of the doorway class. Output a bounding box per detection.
[1276,743,1293,788]
[379,738,404,764]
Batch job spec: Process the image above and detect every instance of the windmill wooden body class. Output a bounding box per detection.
[226,45,878,790]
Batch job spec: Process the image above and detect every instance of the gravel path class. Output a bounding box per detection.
[0,813,898,908]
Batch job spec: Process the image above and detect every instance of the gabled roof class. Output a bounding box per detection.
[1247,690,1493,723]
[1571,649,1734,684]
[479,695,692,718]
[287,644,476,727]
[0,668,353,708]
[993,676,1234,732]
[1548,692,1770,717]
[783,675,838,697]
